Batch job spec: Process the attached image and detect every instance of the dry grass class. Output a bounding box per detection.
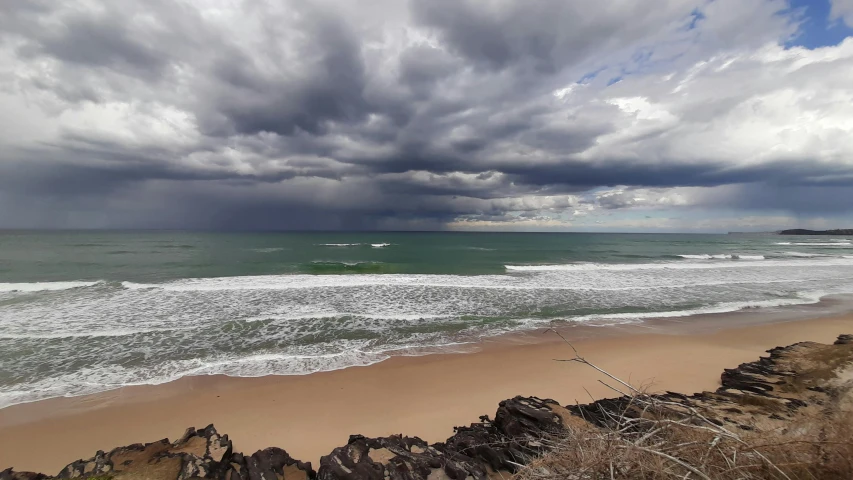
[516,405,853,479]
[514,332,853,480]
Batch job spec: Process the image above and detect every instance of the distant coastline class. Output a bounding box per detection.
[779,228,853,235]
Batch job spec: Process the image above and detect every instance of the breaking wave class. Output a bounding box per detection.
[676,254,765,260]
[775,242,852,246]
[5,246,853,409]
[0,281,101,293]
[505,257,853,272]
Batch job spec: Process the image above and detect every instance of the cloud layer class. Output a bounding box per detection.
[1,0,852,231]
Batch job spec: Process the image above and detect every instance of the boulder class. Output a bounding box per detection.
[224,447,315,480]
[52,424,231,479]
[0,469,48,480]
[316,396,580,480]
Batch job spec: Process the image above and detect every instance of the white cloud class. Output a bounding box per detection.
[831,0,853,27]
[0,0,852,229]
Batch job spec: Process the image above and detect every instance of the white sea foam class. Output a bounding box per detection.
[568,291,827,324]
[0,326,195,339]
[677,254,765,260]
[1,286,837,410]
[119,257,853,292]
[0,345,391,409]
[775,242,852,246]
[7,253,853,409]
[505,257,853,272]
[310,260,379,266]
[0,281,101,293]
[782,251,828,258]
[319,243,362,247]
[242,311,453,323]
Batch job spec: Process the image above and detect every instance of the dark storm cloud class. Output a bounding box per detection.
[22,17,165,75]
[501,157,853,190]
[0,0,852,230]
[0,1,192,81]
[409,0,691,74]
[204,9,373,137]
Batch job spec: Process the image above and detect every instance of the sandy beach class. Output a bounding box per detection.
[1,310,852,474]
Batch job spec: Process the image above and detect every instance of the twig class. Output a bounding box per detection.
[618,444,712,480]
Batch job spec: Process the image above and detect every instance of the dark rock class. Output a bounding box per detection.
[227,447,315,480]
[53,424,235,480]
[572,334,853,434]
[316,396,579,480]
[55,424,230,479]
[317,434,470,480]
[0,469,48,480]
[3,334,852,480]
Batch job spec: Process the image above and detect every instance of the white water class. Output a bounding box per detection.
[0,281,101,292]
[504,257,853,271]
[676,254,765,260]
[775,242,852,246]
[4,256,853,409]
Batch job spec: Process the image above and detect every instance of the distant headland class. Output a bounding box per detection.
[778,228,853,235]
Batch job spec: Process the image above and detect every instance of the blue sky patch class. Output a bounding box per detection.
[785,0,853,48]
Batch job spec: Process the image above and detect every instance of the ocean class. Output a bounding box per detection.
[2,231,853,408]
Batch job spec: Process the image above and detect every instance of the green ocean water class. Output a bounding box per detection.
[0,231,781,280]
[2,231,853,407]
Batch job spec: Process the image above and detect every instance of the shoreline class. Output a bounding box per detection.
[3,290,851,412]
[1,300,852,473]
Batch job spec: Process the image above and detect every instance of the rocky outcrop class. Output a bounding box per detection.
[1,425,315,480]
[0,470,48,480]
[316,396,587,480]
[572,334,853,434]
[227,448,315,480]
[4,334,852,480]
[53,425,233,480]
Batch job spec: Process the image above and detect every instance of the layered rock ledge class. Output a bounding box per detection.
[3,334,852,480]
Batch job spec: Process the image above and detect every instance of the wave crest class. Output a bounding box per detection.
[0,281,101,293]
[775,242,852,246]
[676,254,765,260]
[505,257,853,272]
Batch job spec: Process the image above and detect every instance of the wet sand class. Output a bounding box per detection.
[1,309,852,474]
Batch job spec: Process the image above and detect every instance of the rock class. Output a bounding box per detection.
[315,396,580,480]
[3,334,852,480]
[48,424,316,480]
[226,447,316,480]
[53,424,229,479]
[572,333,853,432]
[317,433,479,480]
[52,425,234,480]
[444,396,579,473]
[0,469,48,480]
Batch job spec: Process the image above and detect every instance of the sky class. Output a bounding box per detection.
[1,0,853,232]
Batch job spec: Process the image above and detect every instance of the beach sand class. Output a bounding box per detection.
[1,310,852,474]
